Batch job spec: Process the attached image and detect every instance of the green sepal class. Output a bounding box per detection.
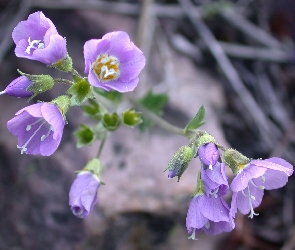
[224,148,250,175]
[102,112,120,131]
[67,76,93,106]
[122,108,142,128]
[192,172,205,197]
[191,130,215,156]
[184,105,206,134]
[51,54,73,72]
[165,145,195,182]
[93,88,123,104]
[77,158,102,180]
[74,124,96,148]
[51,95,71,118]
[81,99,107,121]
[17,70,54,101]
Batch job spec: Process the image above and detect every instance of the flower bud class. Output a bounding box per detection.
[165,145,194,181]
[17,70,54,101]
[0,76,33,98]
[69,159,102,218]
[224,148,250,175]
[198,143,220,169]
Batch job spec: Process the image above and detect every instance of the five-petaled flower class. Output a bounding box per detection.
[12,11,68,66]
[69,171,100,218]
[0,76,33,98]
[7,102,65,156]
[229,157,293,219]
[186,194,234,240]
[84,31,145,92]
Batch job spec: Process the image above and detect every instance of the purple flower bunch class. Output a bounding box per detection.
[167,136,293,240]
[3,11,145,219]
[3,11,145,158]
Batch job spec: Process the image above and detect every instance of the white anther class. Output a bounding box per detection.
[188,229,198,240]
[25,37,44,54]
[26,125,31,131]
[204,221,210,229]
[209,164,213,170]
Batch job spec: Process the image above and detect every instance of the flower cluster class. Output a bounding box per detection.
[3,11,145,218]
[166,133,294,240]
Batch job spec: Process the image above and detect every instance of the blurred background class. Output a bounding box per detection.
[0,0,295,249]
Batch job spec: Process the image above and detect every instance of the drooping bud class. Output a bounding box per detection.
[198,142,220,169]
[0,76,33,98]
[17,70,54,101]
[165,145,194,181]
[224,148,250,175]
[69,159,102,219]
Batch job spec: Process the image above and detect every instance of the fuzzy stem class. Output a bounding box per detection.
[71,68,82,78]
[54,78,74,86]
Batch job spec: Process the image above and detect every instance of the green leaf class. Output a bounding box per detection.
[184,105,206,133]
[81,99,106,121]
[102,112,120,131]
[138,90,168,131]
[139,90,168,114]
[74,124,96,148]
[93,87,123,104]
[122,108,142,127]
[67,76,93,106]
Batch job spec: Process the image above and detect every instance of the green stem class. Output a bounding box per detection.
[129,97,186,137]
[54,78,74,86]
[96,137,106,158]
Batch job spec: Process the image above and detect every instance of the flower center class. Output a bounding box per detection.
[92,54,119,82]
[25,37,45,54]
[17,118,53,154]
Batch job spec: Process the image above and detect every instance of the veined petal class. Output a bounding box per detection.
[251,158,293,176]
[199,195,230,222]
[186,196,208,230]
[230,164,267,192]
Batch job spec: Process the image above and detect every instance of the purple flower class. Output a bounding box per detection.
[186,194,234,240]
[84,31,145,92]
[69,171,100,218]
[201,162,229,198]
[12,11,67,65]
[7,102,65,156]
[230,157,293,219]
[198,143,220,169]
[0,76,33,98]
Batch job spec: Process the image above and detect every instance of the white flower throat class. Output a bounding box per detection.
[17,118,54,154]
[25,37,45,54]
[92,54,120,82]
